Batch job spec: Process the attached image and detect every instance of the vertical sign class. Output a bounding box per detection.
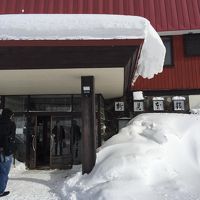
[153,100,164,111]
[115,102,124,111]
[134,101,144,112]
[173,100,185,111]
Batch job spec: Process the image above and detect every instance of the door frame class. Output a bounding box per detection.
[26,112,81,169]
[27,113,52,169]
[27,114,37,169]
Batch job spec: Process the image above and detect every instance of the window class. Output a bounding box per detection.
[184,34,200,56]
[72,95,81,112]
[162,37,173,66]
[5,96,28,112]
[30,95,72,112]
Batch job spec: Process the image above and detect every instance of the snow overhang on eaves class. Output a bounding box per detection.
[0,14,166,80]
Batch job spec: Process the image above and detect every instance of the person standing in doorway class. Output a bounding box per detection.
[70,120,81,164]
[0,108,16,197]
[52,120,65,156]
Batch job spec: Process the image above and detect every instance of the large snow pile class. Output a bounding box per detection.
[6,113,200,200]
[190,108,200,114]
[63,113,200,200]
[0,14,165,79]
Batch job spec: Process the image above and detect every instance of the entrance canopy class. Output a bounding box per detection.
[0,14,165,98]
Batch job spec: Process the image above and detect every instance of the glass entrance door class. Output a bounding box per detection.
[36,116,51,168]
[50,116,73,169]
[27,115,51,169]
[27,115,37,169]
[27,114,75,169]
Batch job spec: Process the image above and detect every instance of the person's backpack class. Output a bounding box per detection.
[0,134,6,149]
[0,121,7,162]
[0,119,16,157]
[0,121,7,148]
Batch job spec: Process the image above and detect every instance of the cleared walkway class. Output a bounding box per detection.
[2,162,81,200]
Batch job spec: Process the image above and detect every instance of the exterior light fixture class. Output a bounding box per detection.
[82,86,91,96]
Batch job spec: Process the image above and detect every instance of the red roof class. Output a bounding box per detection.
[0,0,200,32]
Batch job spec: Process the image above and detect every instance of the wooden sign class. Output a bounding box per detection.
[153,100,164,111]
[134,101,144,112]
[115,102,125,111]
[173,100,185,111]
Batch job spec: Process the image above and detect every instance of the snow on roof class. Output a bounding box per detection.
[172,96,186,100]
[133,91,144,100]
[0,14,166,79]
[152,97,164,100]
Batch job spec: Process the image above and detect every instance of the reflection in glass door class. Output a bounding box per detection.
[50,116,73,169]
[36,116,51,168]
[27,115,37,169]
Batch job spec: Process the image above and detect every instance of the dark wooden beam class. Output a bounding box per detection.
[81,76,96,174]
[0,46,137,69]
[0,39,144,47]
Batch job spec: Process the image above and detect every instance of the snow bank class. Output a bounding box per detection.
[190,108,200,114]
[0,14,165,79]
[63,113,200,200]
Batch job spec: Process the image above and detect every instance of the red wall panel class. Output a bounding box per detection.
[133,35,200,91]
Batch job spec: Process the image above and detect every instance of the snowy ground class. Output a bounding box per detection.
[3,164,81,200]
[3,113,200,200]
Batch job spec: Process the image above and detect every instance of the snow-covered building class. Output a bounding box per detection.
[1,0,198,171]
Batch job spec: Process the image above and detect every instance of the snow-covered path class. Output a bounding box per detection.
[4,162,200,200]
[2,163,81,200]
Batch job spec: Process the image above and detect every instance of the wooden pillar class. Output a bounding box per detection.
[81,76,96,174]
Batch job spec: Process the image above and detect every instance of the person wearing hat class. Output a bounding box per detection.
[0,108,16,197]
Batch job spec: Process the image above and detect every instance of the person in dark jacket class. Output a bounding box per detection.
[0,108,16,197]
[70,120,81,164]
[52,120,65,156]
